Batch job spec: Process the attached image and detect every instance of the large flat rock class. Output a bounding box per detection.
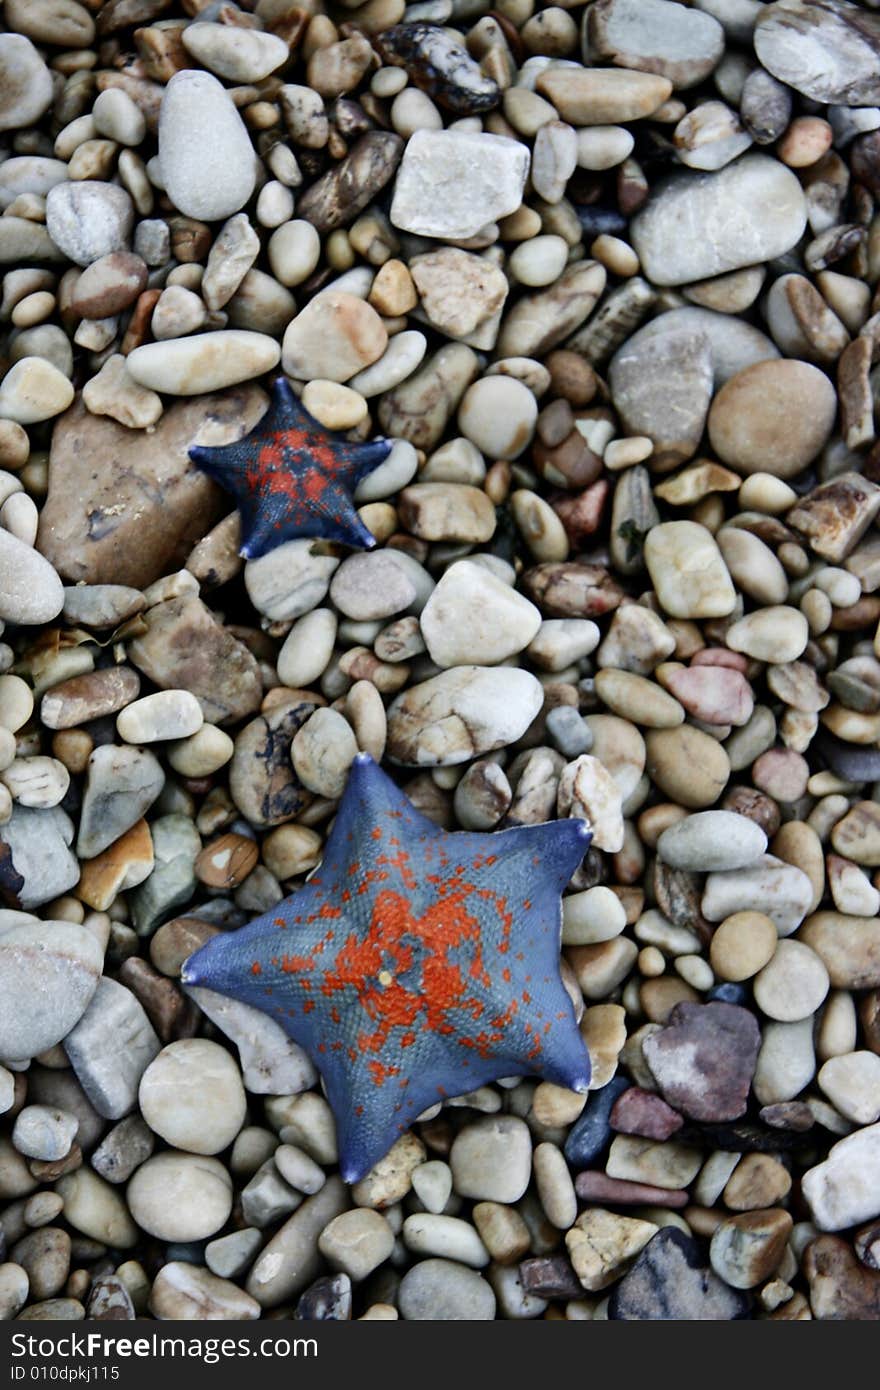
[37,386,267,588]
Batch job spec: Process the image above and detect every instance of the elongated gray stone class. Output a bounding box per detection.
[64,978,160,1121]
[77,746,165,859]
[630,154,806,286]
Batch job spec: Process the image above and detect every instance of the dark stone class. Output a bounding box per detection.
[676,1121,811,1154]
[642,1001,761,1123]
[609,1228,751,1320]
[708,982,750,1006]
[376,25,500,115]
[229,698,317,829]
[759,1102,815,1133]
[519,1255,584,1300]
[563,1075,629,1168]
[295,1274,352,1320]
[575,205,628,238]
[297,133,404,234]
[815,730,880,782]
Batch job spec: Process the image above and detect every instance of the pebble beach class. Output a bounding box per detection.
[1,0,880,1324]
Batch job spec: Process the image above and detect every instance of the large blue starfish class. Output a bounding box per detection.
[188,377,391,559]
[182,755,592,1182]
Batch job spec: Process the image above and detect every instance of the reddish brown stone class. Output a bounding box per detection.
[574,1171,689,1208]
[610,1087,683,1141]
[805,1235,880,1320]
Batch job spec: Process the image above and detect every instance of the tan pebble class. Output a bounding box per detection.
[531,1082,587,1127]
[707,360,837,480]
[510,489,569,562]
[167,725,234,778]
[830,801,880,866]
[816,989,858,1061]
[368,259,417,317]
[261,824,323,881]
[580,1003,626,1089]
[645,725,730,808]
[738,473,798,515]
[753,939,830,1022]
[723,1153,792,1211]
[726,607,809,663]
[594,670,684,729]
[76,820,154,912]
[709,911,778,982]
[566,938,639,1000]
[777,117,833,169]
[638,946,665,978]
[640,976,699,1023]
[301,380,368,431]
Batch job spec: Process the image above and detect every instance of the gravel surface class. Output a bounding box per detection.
[1,0,880,1325]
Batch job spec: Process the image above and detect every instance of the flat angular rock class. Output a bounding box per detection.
[643,1001,761,1122]
[38,388,267,588]
[0,806,80,910]
[128,594,262,726]
[802,1123,880,1231]
[390,130,529,240]
[387,667,544,767]
[588,0,725,90]
[0,921,102,1062]
[63,977,160,1121]
[609,321,714,468]
[609,1227,750,1319]
[630,154,806,287]
[755,0,880,107]
[128,814,201,937]
[77,745,165,860]
[189,986,317,1095]
[419,560,541,667]
[786,472,880,563]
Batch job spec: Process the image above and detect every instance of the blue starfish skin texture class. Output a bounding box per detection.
[182,755,593,1183]
[188,376,392,559]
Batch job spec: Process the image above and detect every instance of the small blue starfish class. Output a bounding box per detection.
[188,377,392,559]
[182,755,592,1182]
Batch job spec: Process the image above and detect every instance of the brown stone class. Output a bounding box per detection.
[118,957,194,1043]
[76,820,154,912]
[194,833,258,890]
[610,1087,683,1141]
[574,1171,689,1208]
[37,388,267,587]
[127,595,262,727]
[149,917,221,979]
[787,472,880,563]
[71,253,148,319]
[805,1235,880,1320]
[41,668,141,731]
[722,1153,792,1211]
[297,132,404,233]
[522,562,624,617]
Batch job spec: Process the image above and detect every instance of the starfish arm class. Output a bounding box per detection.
[188,440,251,490]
